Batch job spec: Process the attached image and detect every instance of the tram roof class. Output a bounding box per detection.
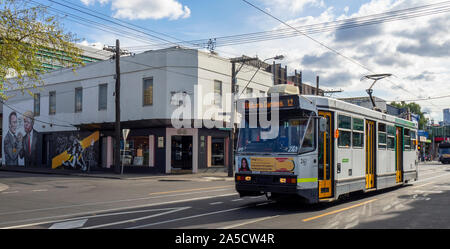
[303,95,418,130]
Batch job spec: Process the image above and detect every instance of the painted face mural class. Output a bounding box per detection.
[2,105,99,171]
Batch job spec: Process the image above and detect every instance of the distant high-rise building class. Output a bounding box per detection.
[444,108,450,125]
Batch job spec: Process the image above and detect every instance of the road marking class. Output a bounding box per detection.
[0,187,233,217]
[231,198,243,202]
[411,182,434,189]
[0,193,237,229]
[148,185,231,196]
[32,189,48,192]
[83,207,190,229]
[2,191,19,194]
[302,199,378,222]
[414,190,442,194]
[128,206,246,229]
[209,202,223,205]
[49,219,88,229]
[221,215,280,229]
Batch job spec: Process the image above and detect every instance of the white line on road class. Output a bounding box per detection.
[82,207,191,229]
[231,199,243,202]
[32,189,48,192]
[1,191,19,194]
[128,206,246,229]
[209,202,223,205]
[0,187,233,217]
[49,219,88,229]
[220,215,280,229]
[0,193,237,229]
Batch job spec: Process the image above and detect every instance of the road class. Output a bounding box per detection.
[0,162,449,229]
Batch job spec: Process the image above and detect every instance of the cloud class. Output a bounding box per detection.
[81,0,191,20]
[258,0,324,14]
[301,52,339,68]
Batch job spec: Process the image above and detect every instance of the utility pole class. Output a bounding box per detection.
[229,56,259,177]
[114,39,121,174]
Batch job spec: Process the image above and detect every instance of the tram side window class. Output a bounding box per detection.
[404,129,411,151]
[378,123,387,149]
[352,118,364,148]
[338,114,351,148]
[387,125,395,150]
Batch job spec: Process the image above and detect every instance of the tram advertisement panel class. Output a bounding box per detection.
[237,156,295,173]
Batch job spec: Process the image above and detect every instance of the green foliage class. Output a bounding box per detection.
[390,101,428,129]
[0,0,83,100]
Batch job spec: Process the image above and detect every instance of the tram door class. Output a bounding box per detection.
[396,127,403,183]
[365,120,376,189]
[318,111,333,198]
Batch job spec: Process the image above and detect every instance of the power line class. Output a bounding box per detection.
[241,0,443,111]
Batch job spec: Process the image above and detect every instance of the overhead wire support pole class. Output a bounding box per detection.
[114,39,121,174]
[229,56,259,177]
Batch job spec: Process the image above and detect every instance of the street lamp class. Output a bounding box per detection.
[228,55,285,177]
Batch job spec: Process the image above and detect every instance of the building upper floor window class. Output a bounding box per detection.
[143,77,153,106]
[75,87,82,112]
[34,93,40,117]
[98,84,107,111]
[214,80,222,107]
[246,87,253,97]
[49,91,56,115]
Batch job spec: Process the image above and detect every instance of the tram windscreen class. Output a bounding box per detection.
[439,148,450,155]
[237,111,315,154]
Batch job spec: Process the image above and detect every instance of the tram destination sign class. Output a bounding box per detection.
[243,95,300,110]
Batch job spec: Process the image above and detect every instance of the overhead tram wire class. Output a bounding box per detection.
[241,0,444,110]
[34,1,243,59]
[28,1,165,46]
[131,1,450,49]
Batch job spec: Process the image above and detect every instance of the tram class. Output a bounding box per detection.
[235,85,418,203]
[438,142,450,164]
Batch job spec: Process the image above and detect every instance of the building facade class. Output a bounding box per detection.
[444,108,450,125]
[1,47,274,173]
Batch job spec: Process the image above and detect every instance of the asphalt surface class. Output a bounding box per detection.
[0,162,449,229]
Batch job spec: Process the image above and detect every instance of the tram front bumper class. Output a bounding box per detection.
[235,174,298,195]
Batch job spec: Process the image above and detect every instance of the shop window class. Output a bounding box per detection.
[211,137,225,166]
[121,136,149,166]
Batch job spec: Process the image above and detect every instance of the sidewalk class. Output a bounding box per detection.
[0,166,234,182]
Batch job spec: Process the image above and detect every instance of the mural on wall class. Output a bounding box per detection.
[2,105,100,171]
[52,131,99,171]
[3,110,42,167]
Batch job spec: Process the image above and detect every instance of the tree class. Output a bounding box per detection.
[0,0,83,100]
[390,101,428,129]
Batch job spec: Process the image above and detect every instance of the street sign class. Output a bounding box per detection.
[122,129,130,140]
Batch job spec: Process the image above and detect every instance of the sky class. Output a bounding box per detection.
[33,0,450,123]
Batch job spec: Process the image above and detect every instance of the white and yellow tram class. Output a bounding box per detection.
[235,86,418,203]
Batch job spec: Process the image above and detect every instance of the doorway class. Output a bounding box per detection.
[318,111,333,199]
[171,136,193,170]
[366,120,376,189]
[396,127,403,183]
